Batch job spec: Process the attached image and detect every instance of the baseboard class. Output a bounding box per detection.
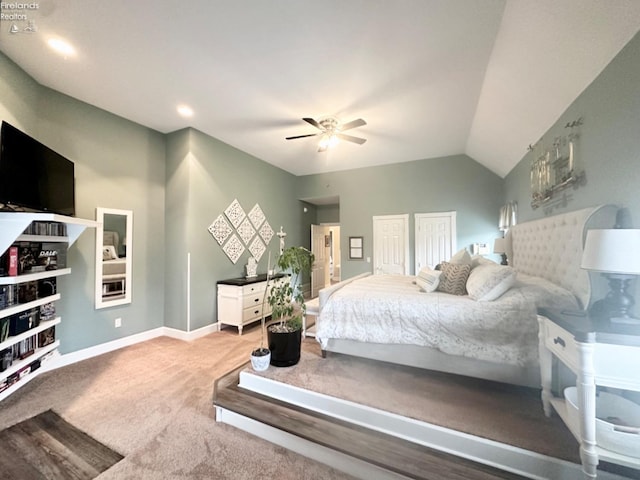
[163,322,220,341]
[50,323,220,370]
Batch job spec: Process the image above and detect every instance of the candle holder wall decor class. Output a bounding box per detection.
[529,117,586,212]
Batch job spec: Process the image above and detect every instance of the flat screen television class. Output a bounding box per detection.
[0,121,75,216]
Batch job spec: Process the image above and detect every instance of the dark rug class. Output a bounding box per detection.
[0,409,123,480]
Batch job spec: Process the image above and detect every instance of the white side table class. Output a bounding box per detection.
[538,308,640,479]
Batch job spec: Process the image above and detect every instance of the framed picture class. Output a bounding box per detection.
[349,236,363,260]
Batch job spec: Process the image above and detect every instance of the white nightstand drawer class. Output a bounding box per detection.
[545,319,578,369]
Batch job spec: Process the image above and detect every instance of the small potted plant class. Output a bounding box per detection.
[267,246,314,367]
[250,256,272,371]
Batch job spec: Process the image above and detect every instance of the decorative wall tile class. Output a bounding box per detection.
[210,199,276,265]
[224,198,246,228]
[248,236,266,262]
[248,204,266,229]
[208,214,233,245]
[222,234,245,264]
[259,220,274,245]
[237,218,256,245]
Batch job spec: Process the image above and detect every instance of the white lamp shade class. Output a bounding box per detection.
[581,229,640,274]
[493,237,506,254]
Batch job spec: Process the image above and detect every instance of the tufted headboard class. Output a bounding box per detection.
[505,205,617,310]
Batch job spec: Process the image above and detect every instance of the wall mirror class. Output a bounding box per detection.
[95,207,133,309]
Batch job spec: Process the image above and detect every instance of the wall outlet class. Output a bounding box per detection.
[115,317,122,328]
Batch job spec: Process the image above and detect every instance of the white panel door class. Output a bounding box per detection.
[310,224,328,297]
[415,212,456,272]
[373,215,409,275]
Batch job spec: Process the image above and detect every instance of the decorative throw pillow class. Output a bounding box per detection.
[416,267,442,293]
[449,248,472,265]
[466,264,517,302]
[436,262,471,295]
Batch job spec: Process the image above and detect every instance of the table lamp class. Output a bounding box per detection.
[581,229,640,323]
[493,237,508,265]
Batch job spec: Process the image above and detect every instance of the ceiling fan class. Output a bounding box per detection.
[286,117,367,152]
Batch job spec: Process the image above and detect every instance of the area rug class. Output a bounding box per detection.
[0,409,124,480]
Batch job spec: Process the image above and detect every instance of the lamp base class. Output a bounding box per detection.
[589,275,636,321]
[500,253,508,266]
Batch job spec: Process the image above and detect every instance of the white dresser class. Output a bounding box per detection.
[217,274,285,335]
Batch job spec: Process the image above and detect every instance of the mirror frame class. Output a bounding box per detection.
[95,207,133,309]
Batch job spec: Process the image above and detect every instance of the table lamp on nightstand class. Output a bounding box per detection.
[493,237,508,265]
[581,228,640,324]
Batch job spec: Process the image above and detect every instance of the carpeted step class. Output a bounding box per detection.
[214,367,525,480]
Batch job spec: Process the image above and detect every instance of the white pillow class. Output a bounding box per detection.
[416,267,442,293]
[449,248,472,265]
[470,255,497,269]
[102,245,118,261]
[466,264,517,301]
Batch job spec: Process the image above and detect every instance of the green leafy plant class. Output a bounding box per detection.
[267,246,314,333]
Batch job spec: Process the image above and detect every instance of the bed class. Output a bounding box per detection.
[315,205,617,388]
[102,231,126,297]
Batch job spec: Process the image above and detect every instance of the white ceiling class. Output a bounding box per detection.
[1,1,640,177]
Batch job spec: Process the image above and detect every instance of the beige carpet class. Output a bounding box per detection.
[0,326,355,480]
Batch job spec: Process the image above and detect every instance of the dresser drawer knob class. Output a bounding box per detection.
[553,336,566,347]
[254,310,260,315]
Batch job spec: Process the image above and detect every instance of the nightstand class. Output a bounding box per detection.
[538,308,640,478]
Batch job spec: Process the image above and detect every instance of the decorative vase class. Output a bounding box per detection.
[250,349,271,371]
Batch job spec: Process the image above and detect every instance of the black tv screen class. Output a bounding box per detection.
[0,121,75,216]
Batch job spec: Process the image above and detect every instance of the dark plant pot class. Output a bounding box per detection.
[268,328,302,367]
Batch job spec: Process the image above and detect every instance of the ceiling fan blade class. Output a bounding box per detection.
[303,117,321,129]
[285,133,319,140]
[339,118,366,131]
[336,133,367,145]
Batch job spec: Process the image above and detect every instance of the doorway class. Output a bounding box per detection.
[310,224,340,297]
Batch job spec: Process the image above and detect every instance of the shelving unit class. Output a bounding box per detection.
[0,213,96,402]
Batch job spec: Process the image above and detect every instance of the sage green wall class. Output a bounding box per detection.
[0,53,166,354]
[296,154,504,279]
[317,204,340,224]
[164,128,302,331]
[504,31,640,305]
[504,31,640,226]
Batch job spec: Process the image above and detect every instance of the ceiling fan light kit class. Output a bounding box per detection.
[286,116,366,152]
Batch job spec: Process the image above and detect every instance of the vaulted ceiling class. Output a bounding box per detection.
[2,1,640,177]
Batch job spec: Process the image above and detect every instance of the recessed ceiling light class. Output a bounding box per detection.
[47,37,76,57]
[177,104,194,118]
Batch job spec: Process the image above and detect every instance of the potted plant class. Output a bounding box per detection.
[267,246,314,367]
[250,256,272,371]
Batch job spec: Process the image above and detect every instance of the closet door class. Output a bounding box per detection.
[372,214,409,275]
[414,212,456,273]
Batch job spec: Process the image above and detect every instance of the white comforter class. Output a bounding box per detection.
[316,273,579,367]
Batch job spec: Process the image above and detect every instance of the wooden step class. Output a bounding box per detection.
[214,366,526,480]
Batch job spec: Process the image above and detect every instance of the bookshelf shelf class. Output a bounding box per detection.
[0,213,95,401]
